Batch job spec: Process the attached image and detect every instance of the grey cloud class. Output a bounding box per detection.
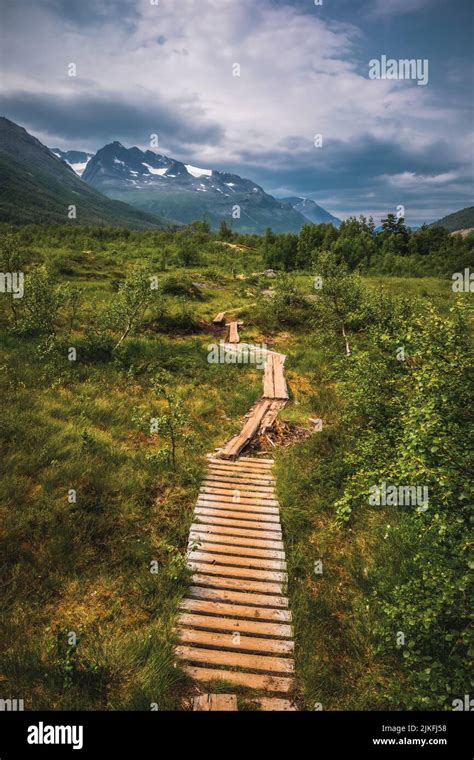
[0,89,225,152]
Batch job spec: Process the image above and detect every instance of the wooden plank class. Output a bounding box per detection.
[239,456,275,465]
[199,490,279,507]
[184,666,292,694]
[176,645,294,674]
[197,498,279,514]
[208,457,273,472]
[188,550,286,571]
[189,529,284,551]
[179,598,292,622]
[207,466,275,482]
[212,312,226,324]
[195,506,280,523]
[202,479,275,494]
[187,586,288,608]
[263,353,288,400]
[226,321,242,344]
[191,573,284,595]
[188,540,285,560]
[257,697,297,711]
[188,561,287,583]
[178,612,293,638]
[192,693,237,711]
[190,524,283,544]
[205,473,276,487]
[218,399,274,459]
[194,514,282,533]
[177,628,294,655]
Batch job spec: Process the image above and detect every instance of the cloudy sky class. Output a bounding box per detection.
[1,0,472,224]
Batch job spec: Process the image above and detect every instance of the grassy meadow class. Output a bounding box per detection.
[0,224,471,710]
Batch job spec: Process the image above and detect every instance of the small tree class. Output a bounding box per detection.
[21,266,64,337]
[152,371,191,471]
[312,250,363,355]
[109,265,158,350]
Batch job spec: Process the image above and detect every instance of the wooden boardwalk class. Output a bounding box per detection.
[176,315,295,710]
[177,456,295,709]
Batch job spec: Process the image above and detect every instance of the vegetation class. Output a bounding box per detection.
[0,221,471,710]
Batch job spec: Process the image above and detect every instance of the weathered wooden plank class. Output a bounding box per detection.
[202,479,276,494]
[176,645,294,674]
[188,540,285,560]
[184,666,292,694]
[197,497,279,513]
[190,523,283,543]
[188,550,286,571]
[208,457,273,472]
[239,456,275,465]
[187,586,288,608]
[189,529,284,551]
[226,321,243,344]
[257,697,297,711]
[263,353,288,400]
[191,573,284,595]
[199,490,279,507]
[178,612,293,638]
[192,693,237,711]
[205,472,276,487]
[194,514,282,533]
[212,312,226,325]
[188,560,287,583]
[177,628,294,655]
[179,598,292,622]
[217,399,274,459]
[195,506,281,523]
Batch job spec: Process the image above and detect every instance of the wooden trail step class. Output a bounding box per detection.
[176,645,294,674]
[178,612,293,638]
[179,598,292,623]
[188,540,286,560]
[177,628,294,655]
[188,550,287,570]
[184,666,292,694]
[178,456,296,706]
[226,321,243,344]
[193,693,237,711]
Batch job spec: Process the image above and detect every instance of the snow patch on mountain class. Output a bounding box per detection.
[185,164,212,178]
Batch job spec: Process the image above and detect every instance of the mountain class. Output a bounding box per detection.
[51,148,93,177]
[431,206,474,233]
[0,118,164,228]
[281,196,341,227]
[81,142,308,234]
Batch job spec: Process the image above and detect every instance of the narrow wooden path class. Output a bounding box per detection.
[176,316,295,710]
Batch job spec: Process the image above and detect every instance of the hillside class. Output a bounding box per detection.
[0,118,164,228]
[431,206,474,232]
[281,196,341,227]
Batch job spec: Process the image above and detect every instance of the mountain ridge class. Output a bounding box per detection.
[0,118,165,228]
[81,141,310,233]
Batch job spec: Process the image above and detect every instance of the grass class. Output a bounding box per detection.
[0,231,458,709]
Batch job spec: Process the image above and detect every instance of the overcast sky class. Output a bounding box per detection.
[1,0,472,224]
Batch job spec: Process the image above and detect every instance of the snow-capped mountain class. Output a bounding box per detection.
[78,142,309,233]
[82,141,267,197]
[51,148,93,177]
[281,196,341,227]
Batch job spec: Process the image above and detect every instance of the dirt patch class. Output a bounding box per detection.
[246,417,313,455]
